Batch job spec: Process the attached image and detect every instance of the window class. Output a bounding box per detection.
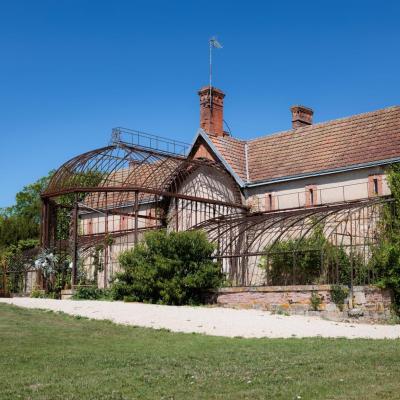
[120,216,128,231]
[305,185,317,207]
[87,220,93,235]
[373,178,379,195]
[309,189,314,205]
[368,175,382,197]
[265,193,275,211]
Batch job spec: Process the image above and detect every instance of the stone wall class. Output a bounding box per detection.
[216,285,393,321]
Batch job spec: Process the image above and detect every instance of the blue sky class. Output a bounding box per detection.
[0,0,399,207]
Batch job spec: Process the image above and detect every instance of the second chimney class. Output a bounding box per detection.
[198,86,225,136]
[291,105,314,128]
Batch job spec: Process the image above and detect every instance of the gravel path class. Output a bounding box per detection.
[1,298,400,339]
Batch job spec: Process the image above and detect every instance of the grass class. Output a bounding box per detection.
[0,303,400,400]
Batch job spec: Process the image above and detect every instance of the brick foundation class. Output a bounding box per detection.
[216,285,393,321]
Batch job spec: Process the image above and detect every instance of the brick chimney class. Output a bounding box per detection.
[198,86,225,136]
[290,105,314,128]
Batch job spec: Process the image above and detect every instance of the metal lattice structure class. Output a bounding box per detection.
[40,130,245,287]
[194,197,393,287]
[39,128,393,290]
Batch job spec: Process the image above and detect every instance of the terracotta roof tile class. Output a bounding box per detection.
[206,106,400,184]
[208,134,247,181]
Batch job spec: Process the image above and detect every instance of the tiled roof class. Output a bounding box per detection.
[208,106,400,185]
[208,135,247,181]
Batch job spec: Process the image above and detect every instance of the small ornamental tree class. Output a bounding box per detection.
[111,230,223,305]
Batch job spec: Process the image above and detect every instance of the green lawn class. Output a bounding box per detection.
[0,303,399,400]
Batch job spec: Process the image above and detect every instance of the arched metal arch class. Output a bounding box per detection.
[193,197,393,286]
[40,142,246,287]
[43,143,244,207]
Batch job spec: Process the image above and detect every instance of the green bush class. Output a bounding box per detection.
[110,230,224,305]
[259,223,357,285]
[330,285,349,311]
[368,163,400,313]
[310,291,322,311]
[30,288,46,298]
[72,286,110,300]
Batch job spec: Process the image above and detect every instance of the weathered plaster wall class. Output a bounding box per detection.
[168,164,242,231]
[246,167,390,212]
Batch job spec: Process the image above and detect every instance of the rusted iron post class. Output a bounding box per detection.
[40,198,50,248]
[349,213,354,308]
[71,200,79,288]
[134,191,139,244]
[104,194,109,288]
[175,199,179,232]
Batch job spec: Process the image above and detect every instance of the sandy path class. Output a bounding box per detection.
[1,298,400,339]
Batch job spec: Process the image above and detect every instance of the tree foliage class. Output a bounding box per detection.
[111,230,224,305]
[369,164,400,311]
[0,172,53,251]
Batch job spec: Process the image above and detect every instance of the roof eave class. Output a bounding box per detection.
[246,157,400,188]
[189,129,246,188]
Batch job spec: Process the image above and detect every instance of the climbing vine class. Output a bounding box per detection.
[369,164,400,312]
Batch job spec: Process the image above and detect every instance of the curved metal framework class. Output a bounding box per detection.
[39,131,394,290]
[194,197,393,287]
[41,141,245,287]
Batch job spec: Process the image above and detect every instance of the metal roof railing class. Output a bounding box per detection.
[111,127,191,157]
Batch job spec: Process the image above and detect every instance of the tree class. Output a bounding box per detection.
[0,172,53,251]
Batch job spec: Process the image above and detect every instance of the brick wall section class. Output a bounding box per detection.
[216,285,392,321]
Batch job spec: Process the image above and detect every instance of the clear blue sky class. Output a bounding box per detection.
[1,0,399,207]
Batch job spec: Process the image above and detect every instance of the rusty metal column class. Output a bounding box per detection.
[175,199,179,232]
[40,198,49,248]
[349,212,354,308]
[71,200,79,288]
[134,191,139,244]
[104,195,109,288]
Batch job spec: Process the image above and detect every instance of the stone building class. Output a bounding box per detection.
[74,85,400,288]
[41,85,400,317]
[191,86,399,211]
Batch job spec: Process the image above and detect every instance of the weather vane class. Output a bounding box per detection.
[209,36,223,108]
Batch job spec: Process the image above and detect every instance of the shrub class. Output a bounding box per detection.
[110,230,224,305]
[368,163,400,313]
[30,288,46,298]
[72,286,110,300]
[259,223,357,285]
[310,291,322,311]
[330,285,349,311]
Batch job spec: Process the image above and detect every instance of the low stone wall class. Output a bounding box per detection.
[216,285,393,321]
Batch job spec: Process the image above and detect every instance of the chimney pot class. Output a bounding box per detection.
[290,105,314,128]
[198,86,225,136]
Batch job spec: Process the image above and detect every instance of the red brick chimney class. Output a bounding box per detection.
[198,86,225,136]
[291,105,314,128]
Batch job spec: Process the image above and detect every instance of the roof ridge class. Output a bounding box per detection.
[245,104,400,143]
